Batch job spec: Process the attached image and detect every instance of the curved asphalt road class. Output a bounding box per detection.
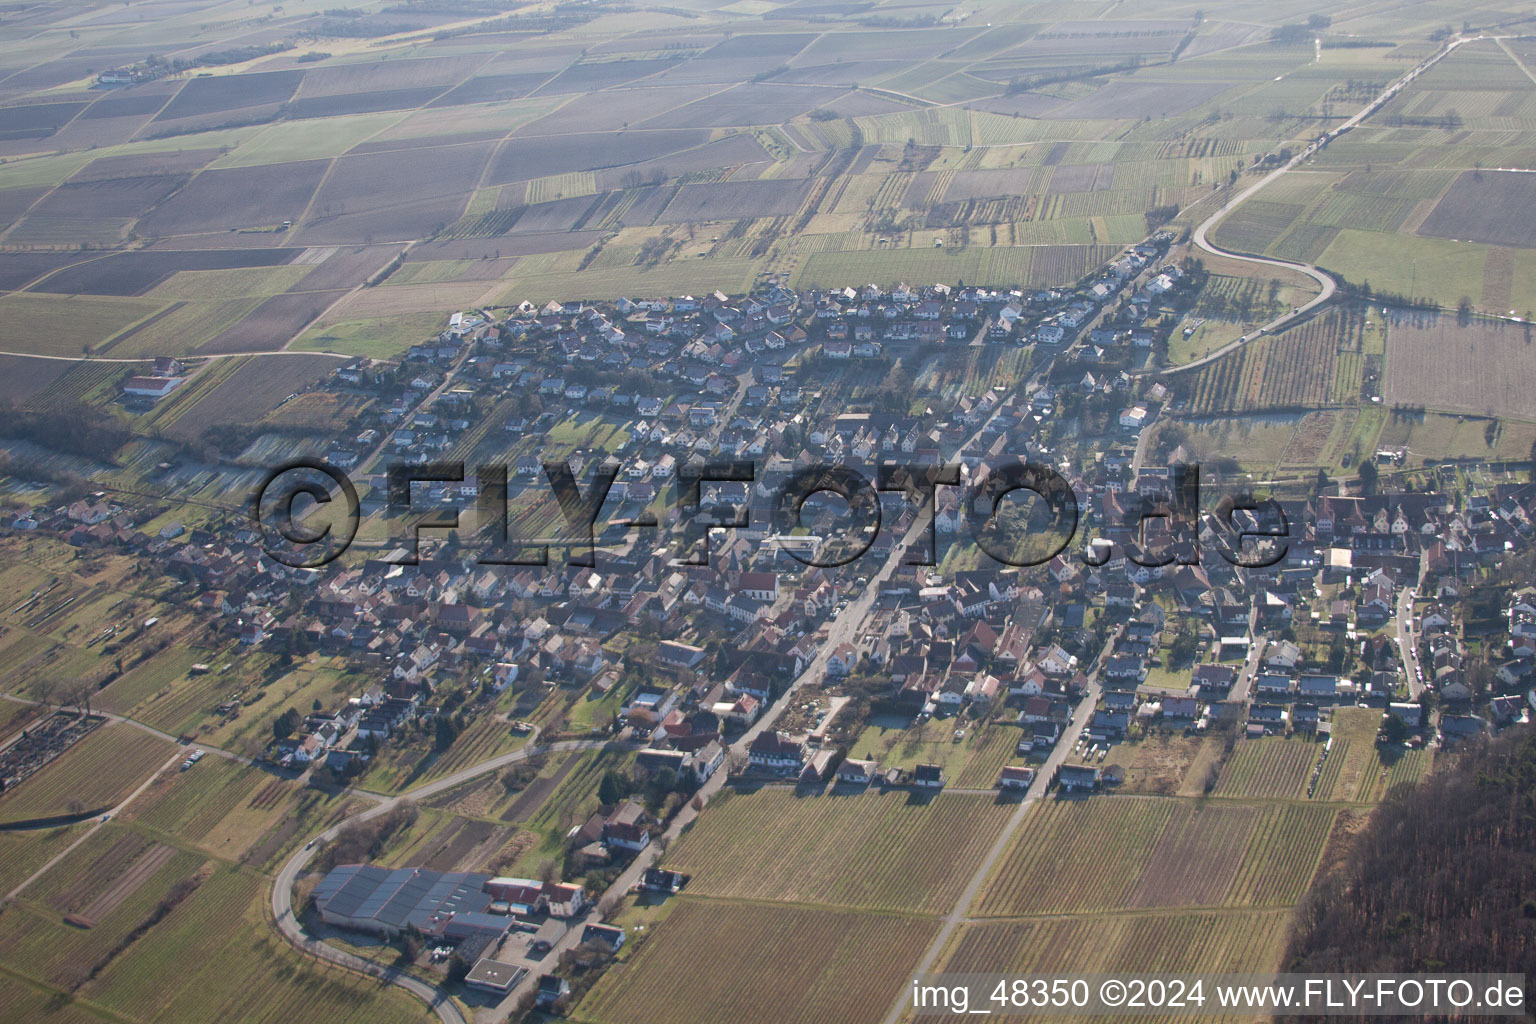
[1160,35,1475,376]
[271,733,638,1024]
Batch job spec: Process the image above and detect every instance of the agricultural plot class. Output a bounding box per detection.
[8,175,191,246]
[193,290,347,355]
[974,797,1335,917]
[7,857,429,1024]
[534,57,682,96]
[1323,707,1434,803]
[125,756,269,845]
[153,353,341,440]
[488,130,709,184]
[1377,410,1536,466]
[663,788,1014,914]
[0,251,97,292]
[1182,311,1363,415]
[641,83,850,128]
[939,908,1294,979]
[1211,736,1321,800]
[0,825,78,895]
[0,975,111,1024]
[46,835,194,923]
[139,160,330,237]
[1382,310,1536,421]
[30,249,295,298]
[1419,171,1536,248]
[578,900,937,1024]
[655,178,812,222]
[0,723,175,823]
[0,354,72,405]
[0,294,167,358]
[155,71,302,121]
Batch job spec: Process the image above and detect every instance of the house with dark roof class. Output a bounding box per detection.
[582,923,626,951]
[913,762,945,788]
[748,731,806,773]
[1057,764,1100,791]
[536,974,570,1010]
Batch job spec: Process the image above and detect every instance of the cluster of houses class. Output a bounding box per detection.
[16,249,1536,830]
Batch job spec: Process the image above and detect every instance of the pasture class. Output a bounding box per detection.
[577,900,937,1024]
[662,787,1014,913]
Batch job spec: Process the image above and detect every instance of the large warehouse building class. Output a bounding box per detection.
[312,865,509,942]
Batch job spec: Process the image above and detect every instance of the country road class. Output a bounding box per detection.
[1156,34,1476,377]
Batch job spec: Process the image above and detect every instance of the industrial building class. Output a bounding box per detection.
[312,865,508,943]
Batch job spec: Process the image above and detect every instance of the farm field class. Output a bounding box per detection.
[662,788,1014,913]
[0,0,1526,1018]
[121,755,301,861]
[1180,309,1368,416]
[936,907,1295,977]
[1382,310,1536,421]
[1325,707,1433,803]
[972,796,1336,917]
[0,838,430,1024]
[576,899,938,1024]
[0,722,176,823]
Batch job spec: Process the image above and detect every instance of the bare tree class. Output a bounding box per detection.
[31,677,59,711]
[62,679,94,718]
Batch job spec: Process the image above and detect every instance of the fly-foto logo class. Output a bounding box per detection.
[252,458,1289,570]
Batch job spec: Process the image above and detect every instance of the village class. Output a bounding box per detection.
[8,234,1536,1016]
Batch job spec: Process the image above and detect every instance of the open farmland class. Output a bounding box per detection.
[937,908,1294,978]
[1182,310,1366,415]
[1419,171,1536,248]
[30,249,295,297]
[2,850,429,1024]
[973,797,1335,916]
[138,161,330,238]
[0,294,167,357]
[153,354,341,440]
[124,756,280,854]
[0,354,71,404]
[578,900,937,1024]
[1382,310,1536,420]
[193,291,348,354]
[1211,736,1322,800]
[661,788,1014,913]
[0,723,174,823]
[1324,708,1434,802]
